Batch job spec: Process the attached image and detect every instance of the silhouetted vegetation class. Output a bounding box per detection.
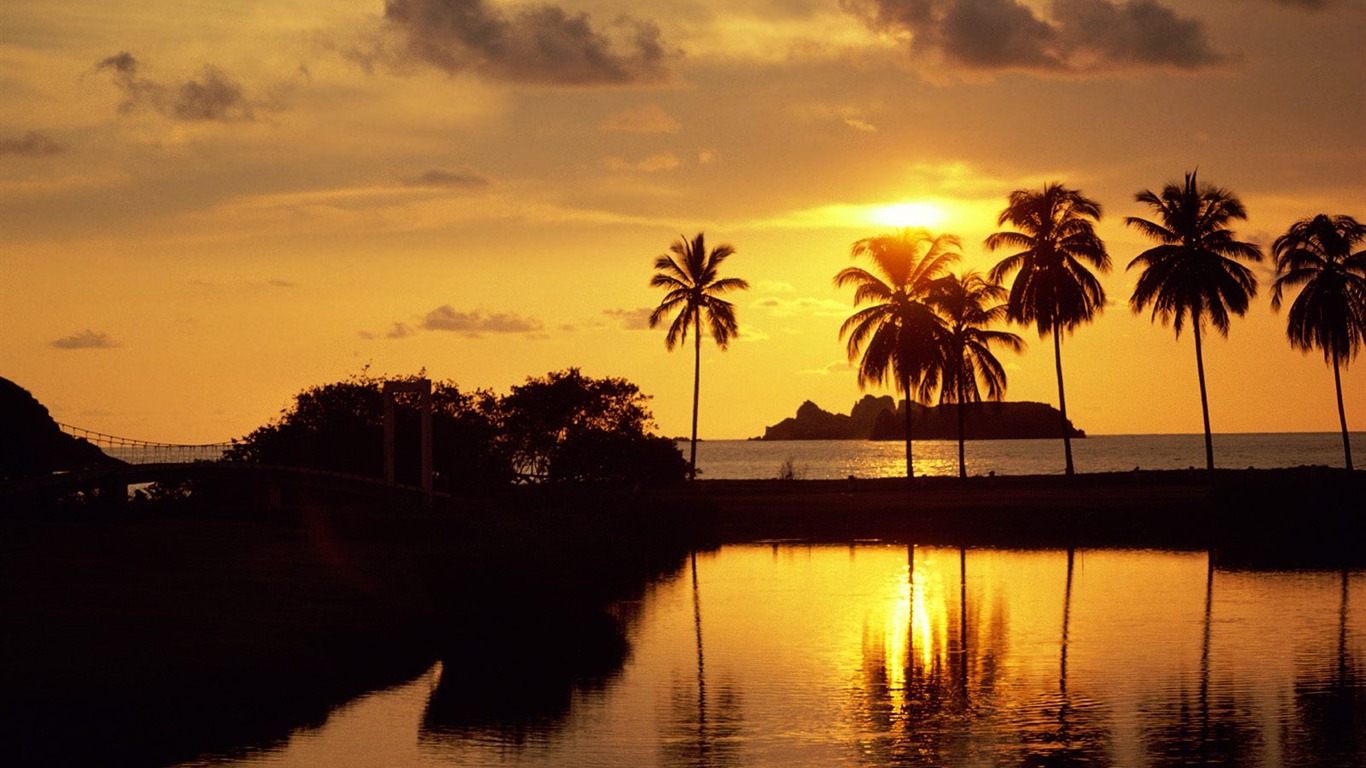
[1127,171,1263,471]
[835,227,962,477]
[225,368,686,488]
[0,376,119,480]
[986,183,1111,477]
[926,271,1025,478]
[650,231,749,480]
[1272,214,1366,470]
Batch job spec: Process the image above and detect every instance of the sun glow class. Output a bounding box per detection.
[871,201,948,230]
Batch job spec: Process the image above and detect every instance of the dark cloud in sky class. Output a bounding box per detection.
[403,168,491,188]
[0,131,68,158]
[843,0,1222,72]
[96,52,256,121]
[422,306,544,334]
[377,0,670,85]
[51,330,119,350]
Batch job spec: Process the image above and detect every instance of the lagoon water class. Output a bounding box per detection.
[178,545,1365,768]
[689,433,1366,479]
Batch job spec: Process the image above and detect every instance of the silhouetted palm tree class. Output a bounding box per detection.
[927,271,1025,478]
[1271,214,1366,470]
[650,233,749,481]
[835,228,959,478]
[1126,172,1262,471]
[986,184,1110,476]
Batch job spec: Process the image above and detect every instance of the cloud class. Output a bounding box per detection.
[403,168,490,188]
[603,307,654,330]
[422,305,544,334]
[376,0,672,86]
[843,117,877,132]
[599,104,681,134]
[96,52,256,121]
[51,330,119,350]
[843,0,1223,73]
[798,360,855,375]
[603,152,681,172]
[0,131,68,158]
[386,322,417,338]
[753,296,849,317]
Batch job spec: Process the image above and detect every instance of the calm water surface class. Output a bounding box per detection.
[691,433,1366,479]
[180,546,1366,767]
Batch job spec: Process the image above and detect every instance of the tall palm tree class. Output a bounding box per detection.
[1271,214,1366,470]
[650,232,749,481]
[835,228,959,478]
[1126,171,1262,471]
[928,271,1025,478]
[986,183,1110,477]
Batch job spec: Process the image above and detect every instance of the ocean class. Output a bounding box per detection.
[687,432,1364,479]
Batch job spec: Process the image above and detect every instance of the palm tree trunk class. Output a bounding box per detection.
[1333,348,1353,470]
[903,373,914,479]
[957,382,967,479]
[1193,322,1215,471]
[1053,326,1075,477]
[690,314,701,481]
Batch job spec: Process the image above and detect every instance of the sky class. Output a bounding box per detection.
[2,0,1363,443]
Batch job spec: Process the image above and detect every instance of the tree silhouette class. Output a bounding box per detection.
[835,228,959,478]
[1126,171,1262,471]
[927,271,1025,478]
[649,233,749,481]
[986,184,1110,476]
[1271,214,1366,470]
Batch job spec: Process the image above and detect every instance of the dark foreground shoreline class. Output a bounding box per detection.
[2,467,1361,766]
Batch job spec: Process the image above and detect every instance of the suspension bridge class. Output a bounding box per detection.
[56,422,234,464]
[2,422,444,507]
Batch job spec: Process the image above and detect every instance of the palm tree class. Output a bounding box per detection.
[835,227,959,478]
[986,183,1110,477]
[649,232,749,481]
[928,271,1025,478]
[1126,171,1262,471]
[1271,214,1366,470]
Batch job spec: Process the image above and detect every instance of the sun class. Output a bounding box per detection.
[871,201,948,230]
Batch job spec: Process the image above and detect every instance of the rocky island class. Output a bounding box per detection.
[758,395,1085,441]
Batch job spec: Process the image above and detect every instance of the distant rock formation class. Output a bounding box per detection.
[759,395,1085,441]
[1,376,119,480]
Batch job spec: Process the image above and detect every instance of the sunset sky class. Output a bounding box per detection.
[3,0,1363,443]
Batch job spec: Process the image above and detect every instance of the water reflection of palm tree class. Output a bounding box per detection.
[1140,555,1261,766]
[1018,548,1112,766]
[1286,568,1365,767]
[660,552,744,767]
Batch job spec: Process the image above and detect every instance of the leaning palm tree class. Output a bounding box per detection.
[1271,214,1366,470]
[835,227,959,478]
[650,232,749,481]
[928,271,1026,478]
[1126,171,1262,471]
[986,183,1110,477]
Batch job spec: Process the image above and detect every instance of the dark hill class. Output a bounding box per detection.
[760,395,1084,441]
[1,376,118,480]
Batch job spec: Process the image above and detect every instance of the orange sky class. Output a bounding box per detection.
[2,0,1363,442]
